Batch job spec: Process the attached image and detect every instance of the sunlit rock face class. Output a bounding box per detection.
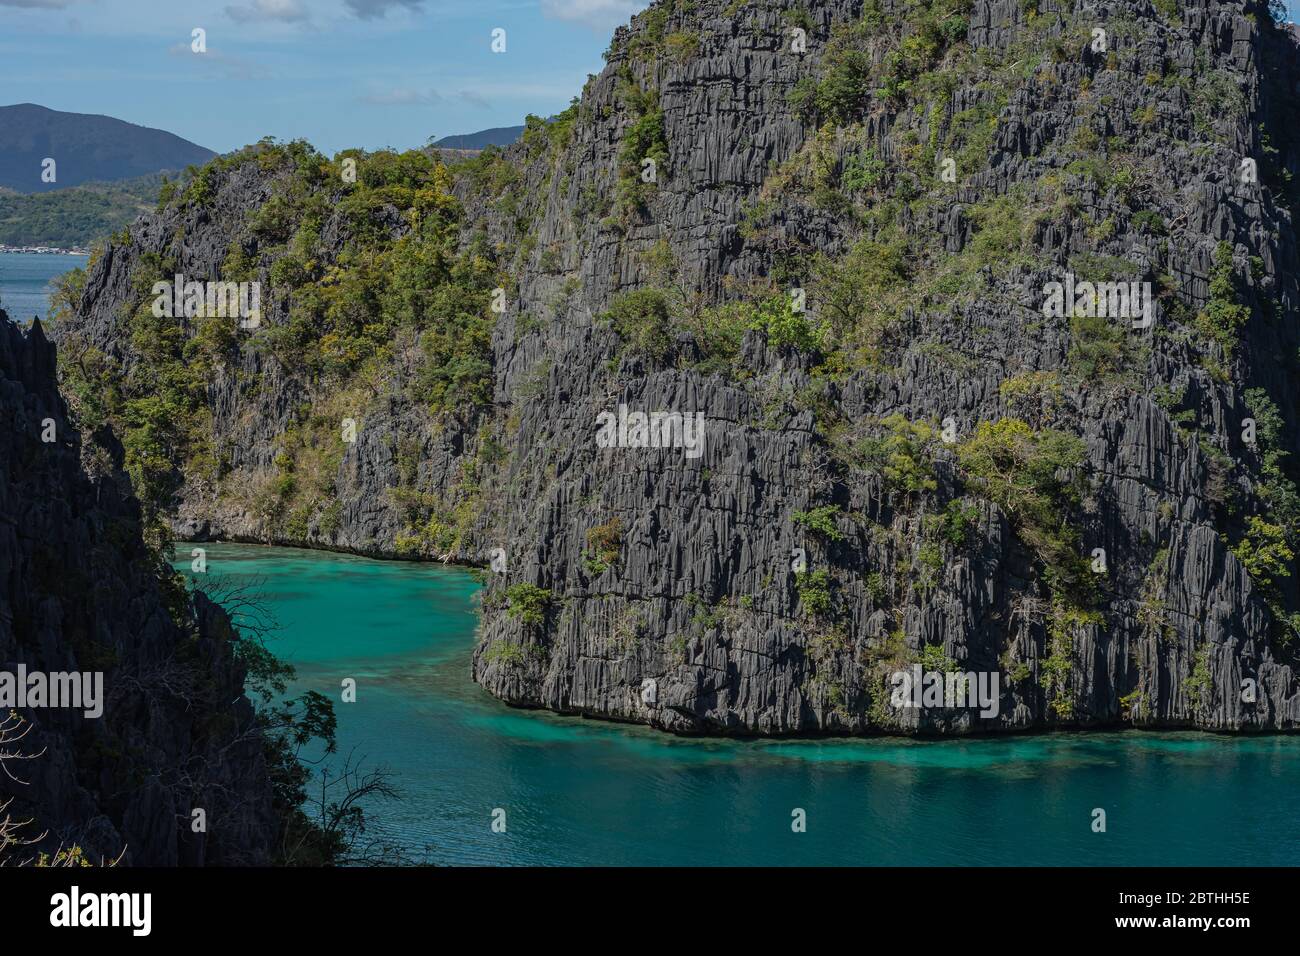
[60,0,1300,735]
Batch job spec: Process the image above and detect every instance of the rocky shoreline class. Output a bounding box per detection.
[0,244,89,255]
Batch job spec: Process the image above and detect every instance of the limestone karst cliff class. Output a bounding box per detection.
[0,312,277,864]
[54,0,1300,734]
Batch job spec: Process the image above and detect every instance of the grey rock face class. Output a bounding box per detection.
[471,0,1300,734]
[57,0,1300,736]
[0,313,277,864]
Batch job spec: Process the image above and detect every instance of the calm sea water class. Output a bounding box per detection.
[0,251,88,323]
[174,542,1300,866]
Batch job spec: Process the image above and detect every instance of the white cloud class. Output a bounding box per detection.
[540,0,640,31]
[0,0,76,8]
[226,0,310,24]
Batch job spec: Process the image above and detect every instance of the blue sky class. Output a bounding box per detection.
[0,0,647,155]
[1,1,1297,157]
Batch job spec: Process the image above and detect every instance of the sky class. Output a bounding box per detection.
[2,1,1297,157]
[0,0,649,155]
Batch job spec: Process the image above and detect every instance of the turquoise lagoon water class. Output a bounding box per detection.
[175,543,1300,866]
[0,251,88,323]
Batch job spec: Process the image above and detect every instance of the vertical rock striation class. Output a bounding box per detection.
[55,0,1300,735]
[0,312,276,864]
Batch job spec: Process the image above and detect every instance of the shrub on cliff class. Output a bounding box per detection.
[1195,241,1250,372]
[506,584,553,627]
[957,419,1090,595]
[793,505,844,541]
[615,71,668,215]
[602,288,673,362]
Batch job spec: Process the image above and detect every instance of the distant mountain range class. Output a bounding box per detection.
[0,106,531,248]
[0,104,214,194]
[432,126,526,150]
